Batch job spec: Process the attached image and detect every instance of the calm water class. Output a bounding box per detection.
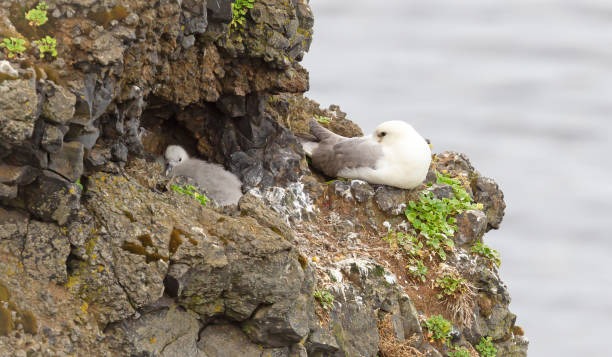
[303,1,612,355]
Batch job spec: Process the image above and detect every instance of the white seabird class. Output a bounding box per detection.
[300,119,431,189]
[164,145,243,206]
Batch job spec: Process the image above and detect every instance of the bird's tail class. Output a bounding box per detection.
[295,134,318,156]
[309,118,341,141]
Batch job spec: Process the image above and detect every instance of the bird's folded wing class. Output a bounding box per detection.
[313,137,383,177]
[332,138,383,170]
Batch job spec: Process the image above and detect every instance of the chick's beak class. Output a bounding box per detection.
[164,162,174,176]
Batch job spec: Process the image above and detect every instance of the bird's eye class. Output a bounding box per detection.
[380,132,387,137]
[179,158,182,162]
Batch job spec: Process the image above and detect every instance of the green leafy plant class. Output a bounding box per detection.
[423,315,452,344]
[33,35,57,58]
[314,289,334,311]
[448,346,470,357]
[314,114,332,124]
[435,272,469,300]
[229,0,255,33]
[471,241,501,267]
[26,1,49,26]
[404,172,482,260]
[475,336,497,357]
[407,258,428,282]
[170,184,210,206]
[384,231,424,258]
[75,178,83,190]
[1,37,26,58]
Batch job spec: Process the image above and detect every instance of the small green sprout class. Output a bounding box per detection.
[313,289,334,311]
[475,336,497,357]
[314,114,332,124]
[448,346,470,357]
[33,35,57,58]
[26,2,49,27]
[1,37,26,58]
[229,0,255,33]
[471,241,501,267]
[75,178,83,190]
[170,184,210,206]
[423,315,452,344]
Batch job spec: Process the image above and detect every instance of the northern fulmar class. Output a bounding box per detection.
[300,119,431,189]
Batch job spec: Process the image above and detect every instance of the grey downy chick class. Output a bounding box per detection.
[164,145,243,206]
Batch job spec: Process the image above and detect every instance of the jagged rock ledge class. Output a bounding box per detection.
[0,0,527,356]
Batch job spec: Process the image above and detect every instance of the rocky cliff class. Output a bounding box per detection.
[0,0,528,356]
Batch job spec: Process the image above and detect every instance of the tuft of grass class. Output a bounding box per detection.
[313,289,334,311]
[26,2,48,26]
[471,241,501,268]
[1,37,26,58]
[170,184,210,206]
[448,347,470,357]
[404,172,482,260]
[423,315,452,345]
[434,266,476,328]
[314,114,332,124]
[475,336,497,357]
[75,178,83,190]
[229,0,255,34]
[33,35,56,58]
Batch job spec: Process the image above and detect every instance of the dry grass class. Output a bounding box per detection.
[433,265,477,328]
[378,314,424,357]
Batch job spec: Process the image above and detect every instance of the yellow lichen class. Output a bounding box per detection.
[18,310,38,334]
[0,306,14,336]
[169,229,185,255]
[0,282,10,302]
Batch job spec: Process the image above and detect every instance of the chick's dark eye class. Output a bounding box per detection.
[179,158,182,162]
[380,132,387,137]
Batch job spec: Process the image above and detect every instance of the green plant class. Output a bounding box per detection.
[471,241,501,267]
[170,184,210,206]
[384,231,424,258]
[75,178,83,190]
[475,336,497,357]
[314,114,332,124]
[423,315,452,344]
[448,346,470,357]
[26,1,49,26]
[407,258,427,282]
[229,0,255,33]
[33,35,56,58]
[404,172,482,260]
[313,289,334,311]
[1,37,26,58]
[435,272,469,300]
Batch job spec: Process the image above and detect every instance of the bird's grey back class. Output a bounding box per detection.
[311,136,382,177]
[171,159,243,206]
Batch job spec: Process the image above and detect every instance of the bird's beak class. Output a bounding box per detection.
[164,162,174,176]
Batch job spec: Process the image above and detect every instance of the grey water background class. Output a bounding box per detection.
[303,0,612,356]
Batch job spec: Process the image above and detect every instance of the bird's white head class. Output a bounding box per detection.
[373,120,421,146]
[164,145,189,175]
